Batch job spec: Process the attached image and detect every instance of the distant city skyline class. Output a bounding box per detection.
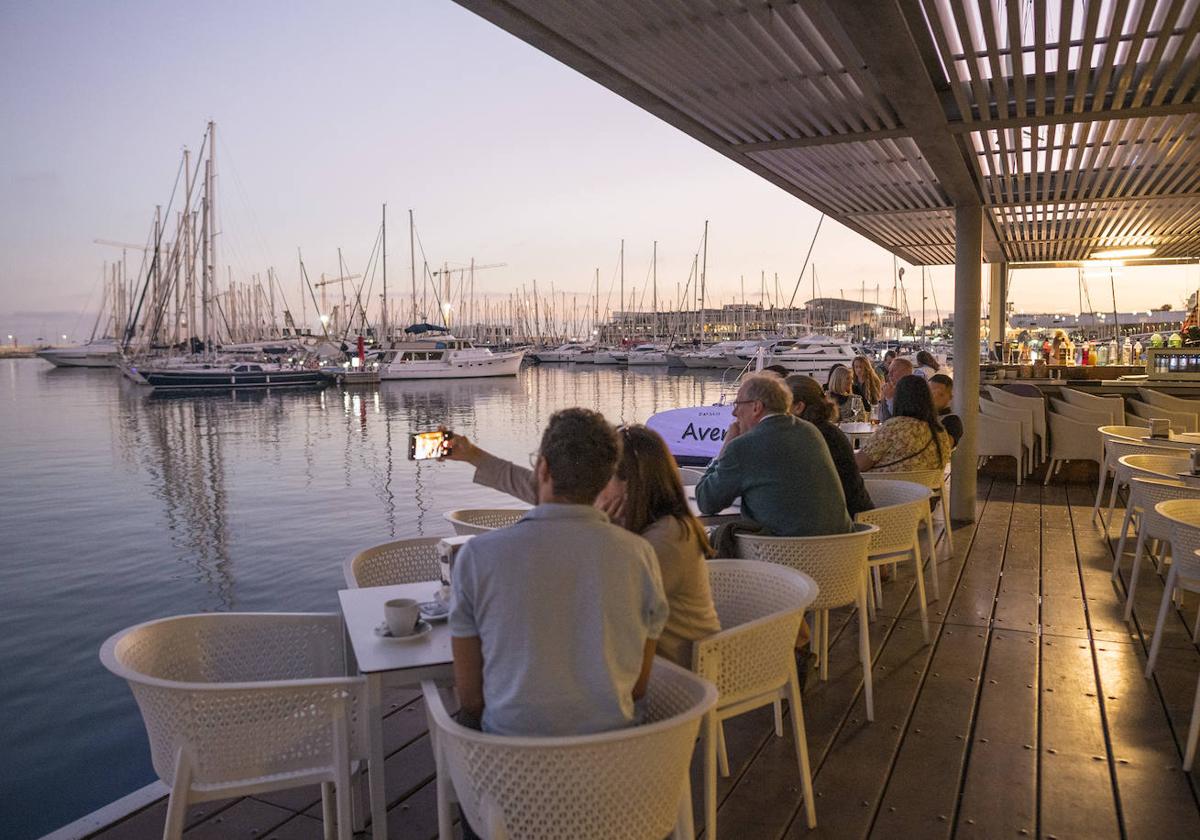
[3,0,1199,343]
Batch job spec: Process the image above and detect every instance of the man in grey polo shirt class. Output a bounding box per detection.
[449,408,669,736]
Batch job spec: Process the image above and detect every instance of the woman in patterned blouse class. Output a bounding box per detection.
[855,375,952,474]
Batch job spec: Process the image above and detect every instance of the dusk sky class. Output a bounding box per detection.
[3,0,1199,341]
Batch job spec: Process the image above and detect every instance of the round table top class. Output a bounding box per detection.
[839,421,876,435]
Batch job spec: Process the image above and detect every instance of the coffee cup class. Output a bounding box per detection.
[384,598,421,637]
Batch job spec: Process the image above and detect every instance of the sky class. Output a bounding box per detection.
[3,0,1199,342]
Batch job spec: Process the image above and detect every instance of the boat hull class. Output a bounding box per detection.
[380,352,524,380]
[35,347,120,368]
[141,368,327,391]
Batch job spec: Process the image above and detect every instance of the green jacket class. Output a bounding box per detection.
[696,414,853,537]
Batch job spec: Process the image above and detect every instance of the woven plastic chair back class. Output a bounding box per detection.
[1047,413,1102,463]
[679,467,706,487]
[344,537,442,588]
[1118,453,1191,481]
[100,613,366,790]
[1059,388,1124,424]
[1109,439,1183,479]
[422,659,716,840]
[734,523,876,612]
[1129,477,1200,539]
[986,386,1046,433]
[1137,388,1200,416]
[444,508,529,536]
[863,467,944,493]
[1054,400,1114,427]
[1127,399,1196,432]
[694,559,817,705]
[854,480,931,556]
[1158,500,1200,581]
[980,400,1034,452]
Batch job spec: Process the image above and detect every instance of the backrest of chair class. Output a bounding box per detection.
[1138,388,1200,415]
[863,467,944,493]
[1060,388,1124,424]
[443,508,528,536]
[980,399,1033,448]
[1108,439,1182,475]
[679,467,706,486]
[1130,477,1200,532]
[735,523,876,611]
[987,386,1046,435]
[695,559,817,704]
[421,660,716,840]
[1157,500,1200,578]
[855,480,931,554]
[1056,399,1116,427]
[1047,412,1102,462]
[344,537,442,588]
[977,413,1022,457]
[1127,399,1197,432]
[1119,453,1191,480]
[100,613,365,788]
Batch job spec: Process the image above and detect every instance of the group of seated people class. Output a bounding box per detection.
[437,357,957,766]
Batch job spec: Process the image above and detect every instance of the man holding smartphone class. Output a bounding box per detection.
[447,407,669,737]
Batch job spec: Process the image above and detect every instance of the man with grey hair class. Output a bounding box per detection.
[696,373,851,536]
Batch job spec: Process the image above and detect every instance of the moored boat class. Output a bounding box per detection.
[35,341,121,368]
[138,362,327,391]
[379,334,523,380]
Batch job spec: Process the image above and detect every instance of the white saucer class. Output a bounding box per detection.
[374,620,432,641]
[419,601,450,622]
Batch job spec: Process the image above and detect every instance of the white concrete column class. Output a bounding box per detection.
[988,261,1007,352]
[951,204,983,523]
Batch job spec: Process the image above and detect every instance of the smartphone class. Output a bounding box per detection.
[409,430,451,460]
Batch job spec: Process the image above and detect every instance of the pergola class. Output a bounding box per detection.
[453,0,1200,519]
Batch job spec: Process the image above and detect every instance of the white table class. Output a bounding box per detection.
[839,421,876,449]
[684,486,740,518]
[339,580,454,840]
[1135,431,1200,450]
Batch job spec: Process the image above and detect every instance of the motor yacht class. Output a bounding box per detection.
[379,335,523,380]
[35,341,121,368]
[533,342,594,363]
[625,343,669,365]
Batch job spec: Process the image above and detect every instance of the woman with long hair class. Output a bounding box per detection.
[825,365,856,420]
[855,375,951,473]
[786,375,874,517]
[915,349,940,379]
[851,354,882,410]
[444,422,720,667]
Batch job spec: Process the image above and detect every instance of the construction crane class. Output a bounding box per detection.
[430,262,506,277]
[93,238,155,252]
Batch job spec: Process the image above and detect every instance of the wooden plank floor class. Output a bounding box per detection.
[85,477,1200,840]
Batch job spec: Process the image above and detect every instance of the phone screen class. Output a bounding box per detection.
[409,430,449,460]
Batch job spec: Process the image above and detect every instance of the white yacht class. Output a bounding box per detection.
[680,340,755,369]
[768,337,863,379]
[379,335,523,380]
[592,348,628,365]
[35,341,121,368]
[534,342,594,363]
[625,343,669,365]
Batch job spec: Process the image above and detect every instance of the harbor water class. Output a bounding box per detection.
[0,358,733,839]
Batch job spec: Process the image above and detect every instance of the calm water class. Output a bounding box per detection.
[0,358,732,839]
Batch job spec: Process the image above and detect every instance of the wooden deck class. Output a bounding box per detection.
[85,477,1200,839]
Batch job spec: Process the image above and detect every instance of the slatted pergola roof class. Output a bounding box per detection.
[454,0,1200,267]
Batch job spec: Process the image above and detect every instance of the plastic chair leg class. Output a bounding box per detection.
[923,514,941,601]
[704,713,719,840]
[1113,505,1136,580]
[1145,567,1180,677]
[718,719,732,774]
[911,546,930,644]
[1185,670,1200,771]
[1092,461,1108,522]
[1106,478,1122,531]
[672,775,696,840]
[163,750,191,840]
[786,674,817,829]
[1124,529,1150,622]
[819,610,830,682]
[940,480,954,555]
[772,700,783,740]
[321,784,336,840]
[857,581,875,722]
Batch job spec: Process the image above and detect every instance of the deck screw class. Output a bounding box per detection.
[1024,744,1033,750]
[1093,755,1104,761]
[938,815,948,822]
[1048,748,1057,754]
[980,738,989,743]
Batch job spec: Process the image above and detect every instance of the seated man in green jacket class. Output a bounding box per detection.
[696,373,852,537]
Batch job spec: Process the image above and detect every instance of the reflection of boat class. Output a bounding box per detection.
[35,341,120,368]
[379,335,523,380]
[139,362,328,391]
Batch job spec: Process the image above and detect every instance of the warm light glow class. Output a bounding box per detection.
[874,306,884,315]
[1090,246,1156,259]
[441,302,453,315]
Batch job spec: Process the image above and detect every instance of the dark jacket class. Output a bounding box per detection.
[814,420,875,518]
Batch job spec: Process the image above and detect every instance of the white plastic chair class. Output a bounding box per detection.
[1127,398,1198,433]
[1093,426,1169,524]
[443,508,528,536]
[1117,477,1200,622]
[986,385,1047,463]
[421,659,717,840]
[854,480,935,642]
[1044,412,1103,485]
[1146,501,1200,680]
[100,613,368,840]
[980,399,1034,476]
[343,537,442,588]
[1186,659,1200,771]
[1050,397,1113,428]
[679,467,706,487]
[1098,439,1185,528]
[1137,387,1200,423]
[1059,387,1125,426]
[864,467,951,572]
[735,523,879,721]
[695,559,819,835]
[976,412,1027,485]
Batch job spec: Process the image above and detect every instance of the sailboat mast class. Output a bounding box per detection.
[208,121,217,350]
[619,239,624,345]
[381,203,388,342]
[409,209,416,325]
[652,240,657,338]
[699,220,708,343]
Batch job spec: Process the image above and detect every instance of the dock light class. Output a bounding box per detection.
[319,314,330,326]
[350,357,361,368]
[874,306,884,315]
[1090,246,1156,259]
